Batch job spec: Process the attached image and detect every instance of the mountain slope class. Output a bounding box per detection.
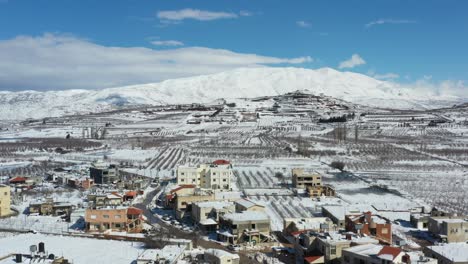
[0,67,464,120]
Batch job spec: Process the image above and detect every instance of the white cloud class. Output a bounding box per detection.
[296,21,311,28]
[239,10,253,17]
[338,54,366,69]
[0,33,312,91]
[157,9,238,21]
[151,40,184,46]
[365,19,416,28]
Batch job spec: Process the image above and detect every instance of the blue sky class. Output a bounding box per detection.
[0,0,467,91]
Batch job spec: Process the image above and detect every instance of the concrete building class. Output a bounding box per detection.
[292,168,322,189]
[0,184,11,217]
[202,249,240,264]
[85,207,143,233]
[307,185,336,197]
[427,216,468,243]
[345,212,392,244]
[176,161,233,190]
[218,211,271,244]
[89,162,119,184]
[192,201,235,232]
[343,244,437,264]
[423,243,468,264]
[290,231,379,264]
[29,198,74,221]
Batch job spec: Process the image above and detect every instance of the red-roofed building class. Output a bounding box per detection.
[124,190,138,201]
[213,159,230,166]
[377,246,402,261]
[9,177,27,184]
[304,255,324,264]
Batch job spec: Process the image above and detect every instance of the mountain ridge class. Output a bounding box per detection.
[0,67,465,120]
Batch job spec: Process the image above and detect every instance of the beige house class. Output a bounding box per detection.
[0,184,11,217]
[234,198,265,212]
[218,211,271,244]
[85,207,143,233]
[292,168,322,189]
[428,216,468,243]
[177,162,233,190]
[202,249,240,264]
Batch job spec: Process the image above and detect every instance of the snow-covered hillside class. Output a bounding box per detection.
[0,67,464,120]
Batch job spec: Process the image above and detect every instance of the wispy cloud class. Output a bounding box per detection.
[365,19,416,28]
[157,9,240,22]
[151,40,184,47]
[0,33,312,91]
[368,71,400,80]
[296,21,311,28]
[338,54,366,69]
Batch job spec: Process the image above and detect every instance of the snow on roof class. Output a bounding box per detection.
[205,249,240,260]
[426,243,468,262]
[223,211,270,222]
[0,233,144,264]
[214,191,242,200]
[200,218,218,225]
[343,244,383,255]
[138,245,185,262]
[195,200,234,209]
[235,198,261,209]
[244,188,294,196]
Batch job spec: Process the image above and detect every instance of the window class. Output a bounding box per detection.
[115,223,121,228]
[115,215,121,219]
[223,179,227,182]
[251,224,256,229]
[181,172,185,175]
[381,228,388,234]
[181,179,185,182]
[90,215,97,219]
[330,245,336,255]
[103,215,109,219]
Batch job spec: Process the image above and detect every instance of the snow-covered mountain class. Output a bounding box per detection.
[0,67,464,120]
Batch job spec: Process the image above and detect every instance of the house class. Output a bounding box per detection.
[87,192,123,207]
[342,245,406,264]
[89,162,119,184]
[176,161,233,190]
[410,213,430,230]
[85,206,143,233]
[234,198,265,212]
[289,231,379,264]
[218,211,271,245]
[292,169,322,189]
[201,249,240,264]
[427,216,468,243]
[345,212,392,244]
[423,243,468,264]
[307,185,336,197]
[283,217,334,236]
[192,201,235,232]
[0,184,11,217]
[29,198,74,221]
[137,245,186,264]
